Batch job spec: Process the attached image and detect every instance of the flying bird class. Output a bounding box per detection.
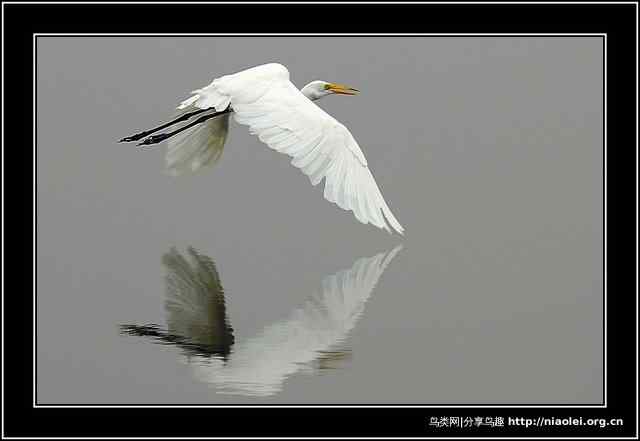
[120,63,404,235]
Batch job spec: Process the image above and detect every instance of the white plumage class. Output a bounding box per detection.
[165,109,230,176]
[114,63,404,234]
[136,63,404,234]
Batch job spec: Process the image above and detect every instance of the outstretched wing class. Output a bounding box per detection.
[180,63,404,235]
[164,107,230,177]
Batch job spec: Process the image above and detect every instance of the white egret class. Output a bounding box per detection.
[121,245,402,396]
[120,63,404,235]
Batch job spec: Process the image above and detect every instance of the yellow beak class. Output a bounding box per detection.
[326,83,360,95]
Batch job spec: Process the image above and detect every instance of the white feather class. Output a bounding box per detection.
[175,63,404,234]
[165,106,230,176]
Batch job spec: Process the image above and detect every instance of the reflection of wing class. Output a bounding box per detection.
[120,247,234,358]
[162,247,234,356]
[190,245,402,397]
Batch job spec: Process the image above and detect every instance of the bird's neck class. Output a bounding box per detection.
[300,85,325,102]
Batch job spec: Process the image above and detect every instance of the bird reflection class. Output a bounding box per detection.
[121,245,402,397]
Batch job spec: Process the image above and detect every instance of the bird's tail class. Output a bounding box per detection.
[164,105,230,176]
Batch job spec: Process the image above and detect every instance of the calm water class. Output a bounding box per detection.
[37,37,603,404]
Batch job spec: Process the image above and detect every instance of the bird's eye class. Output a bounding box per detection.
[324,84,331,90]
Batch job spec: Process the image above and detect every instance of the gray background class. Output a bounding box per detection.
[36,36,603,404]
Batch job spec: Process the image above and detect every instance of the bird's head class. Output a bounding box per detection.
[301,80,360,101]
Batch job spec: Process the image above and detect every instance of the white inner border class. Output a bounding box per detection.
[0,0,636,439]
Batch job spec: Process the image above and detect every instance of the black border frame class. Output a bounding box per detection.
[3,1,637,438]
